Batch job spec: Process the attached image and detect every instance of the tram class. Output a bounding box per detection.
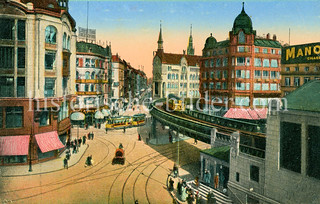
[165,94,185,112]
[132,113,146,126]
[105,116,132,129]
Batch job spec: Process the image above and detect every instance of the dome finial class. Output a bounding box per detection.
[242,2,245,12]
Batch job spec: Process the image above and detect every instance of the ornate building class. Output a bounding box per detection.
[281,42,320,97]
[152,24,201,98]
[0,0,76,165]
[200,3,282,117]
[75,42,111,126]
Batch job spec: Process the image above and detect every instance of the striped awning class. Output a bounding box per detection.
[70,112,85,121]
[35,131,64,153]
[0,135,30,156]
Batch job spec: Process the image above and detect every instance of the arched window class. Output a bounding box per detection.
[91,71,95,79]
[90,84,94,92]
[76,71,79,79]
[67,36,70,50]
[63,33,67,49]
[84,84,89,92]
[238,31,245,44]
[45,26,57,44]
[76,84,79,92]
[176,74,178,79]
[85,71,90,79]
[168,74,171,80]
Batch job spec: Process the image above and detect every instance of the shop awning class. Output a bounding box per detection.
[70,112,85,121]
[95,111,104,119]
[0,135,30,156]
[35,131,64,153]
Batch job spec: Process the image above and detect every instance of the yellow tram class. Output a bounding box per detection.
[166,94,185,112]
[105,116,132,129]
[132,113,146,126]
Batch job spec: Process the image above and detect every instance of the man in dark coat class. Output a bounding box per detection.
[64,157,68,169]
[82,135,86,144]
[169,177,174,191]
[177,180,182,195]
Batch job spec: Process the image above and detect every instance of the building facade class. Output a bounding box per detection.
[111,54,124,101]
[75,41,111,125]
[152,25,201,98]
[200,4,282,116]
[281,42,320,96]
[0,0,76,165]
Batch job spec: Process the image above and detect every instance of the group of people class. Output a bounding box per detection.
[87,132,94,140]
[63,134,89,169]
[175,179,201,203]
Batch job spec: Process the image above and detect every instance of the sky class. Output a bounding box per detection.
[69,0,320,78]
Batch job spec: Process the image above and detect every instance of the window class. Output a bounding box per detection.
[305,67,309,72]
[236,82,245,90]
[216,82,221,90]
[216,70,221,79]
[285,77,291,86]
[271,49,276,54]
[263,59,270,67]
[262,83,269,90]
[17,48,25,69]
[204,60,209,67]
[209,82,214,89]
[85,71,90,79]
[210,71,214,79]
[263,48,268,54]
[307,125,320,180]
[254,83,261,90]
[203,83,207,89]
[270,71,276,79]
[216,59,221,67]
[304,77,310,84]
[6,107,23,128]
[245,70,250,79]
[0,47,14,69]
[91,59,95,68]
[45,26,57,44]
[63,33,67,49]
[17,20,26,41]
[90,84,94,92]
[91,72,95,79]
[254,48,259,53]
[263,71,269,79]
[0,77,14,97]
[246,83,250,90]
[236,172,240,182]
[44,78,55,97]
[254,70,261,78]
[280,122,301,173]
[295,67,299,72]
[222,82,227,89]
[39,110,50,126]
[223,70,228,79]
[236,57,245,66]
[17,77,25,97]
[250,165,259,182]
[278,50,281,55]
[236,70,242,78]
[210,59,214,67]
[238,46,245,52]
[223,58,228,66]
[254,58,262,67]
[176,74,179,79]
[0,19,14,40]
[172,74,175,80]
[67,36,70,50]
[235,96,249,106]
[167,83,170,89]
[45,51,56,70]
[271,59,278,67]
[314,66,319,72]
[238,31,245,43]
[285,67,290,72]
[167,66,172,71]
[85,59,90,67]
[246,57,250,66]
[270,83,277,91]
[84,84,89,92]
[294,77,300,86]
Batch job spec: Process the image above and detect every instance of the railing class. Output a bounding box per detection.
[239,144,265,158]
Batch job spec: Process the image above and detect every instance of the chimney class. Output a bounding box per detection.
[273,34,277,41]
[266,33,270,39]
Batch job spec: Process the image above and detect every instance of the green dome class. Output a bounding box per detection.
[232,3,253,34]
[204,33,217,49]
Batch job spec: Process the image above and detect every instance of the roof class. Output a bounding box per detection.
[224,108,267,120]
[77,42,110,57]
[157,52,201,66]
[232,3,254,35]
[200,146,230,162]
[254,39,282,48]
[21,0,61,12]
[285,80,320,112]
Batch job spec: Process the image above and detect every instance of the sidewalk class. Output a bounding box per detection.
[0,144,88,177]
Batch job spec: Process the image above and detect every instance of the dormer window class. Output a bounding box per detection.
[238,31,245,44]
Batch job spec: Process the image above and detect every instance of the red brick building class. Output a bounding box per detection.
[200,3,282,117]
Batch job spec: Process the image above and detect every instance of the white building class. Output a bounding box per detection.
[152,25,201,98]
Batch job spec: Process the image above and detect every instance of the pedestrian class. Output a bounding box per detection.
[194,138,197,144]
[87,132,90,140]
[82,135,86,145]
[177,180,182,195]
[66,149,71,160]
[64,157,68,169]
[123,127,126,133]
[91,132,94,140]
[138,134,141,141]
[169,177,174,191]
[78,138,82,147]
[169,134,172,143]
[207,170,211,184]
[214,173,219,189]
[66,139,71,149]
[173,163,179,178]
[134,200,138,204]
[73,144,77,154]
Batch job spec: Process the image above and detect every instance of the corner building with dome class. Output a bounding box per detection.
[200,3,282,118]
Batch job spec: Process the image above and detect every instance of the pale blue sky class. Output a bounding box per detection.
[69,1,320,77]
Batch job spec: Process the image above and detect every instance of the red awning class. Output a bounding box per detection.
[35,131,64,153]
[224,108,267,120]
[0,135,30,156]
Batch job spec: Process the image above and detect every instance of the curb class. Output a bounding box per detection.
[1,144,89,177]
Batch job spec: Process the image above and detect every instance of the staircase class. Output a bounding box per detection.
[186,181,233,204]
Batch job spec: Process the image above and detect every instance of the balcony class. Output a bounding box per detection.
[76,79,108,84]
[76,91,103,95]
